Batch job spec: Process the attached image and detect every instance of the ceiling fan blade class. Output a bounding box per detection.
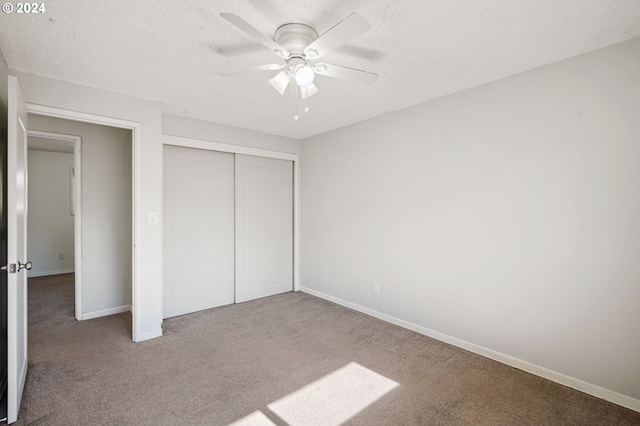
[216,63,286,77]
[269,70,293,95]
[314,63,377,85]
[304,13,371,59]
[220,13,289,58]
[301,83,319,99]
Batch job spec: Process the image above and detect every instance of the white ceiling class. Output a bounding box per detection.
[1,0,639,140]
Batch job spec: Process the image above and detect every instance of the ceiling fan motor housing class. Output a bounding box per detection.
[275,23,318,57]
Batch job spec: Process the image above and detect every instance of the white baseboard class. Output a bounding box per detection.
[82,305,131,320]
[28,269,75,278]
[137,328,163,342]
[300,286,640,413]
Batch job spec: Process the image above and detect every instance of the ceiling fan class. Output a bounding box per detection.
[217,12,378,99]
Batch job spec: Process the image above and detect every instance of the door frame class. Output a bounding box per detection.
[26,130,82,321]
[27,103,141,341]
[162,135,300,305]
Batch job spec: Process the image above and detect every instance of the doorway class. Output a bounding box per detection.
[4,76,146,423]
[27,115,133,332]
[26,131,82,319]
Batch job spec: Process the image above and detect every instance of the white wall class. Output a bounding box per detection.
[301,38,640,409]
[14,71,163,341]
[163,114,300,155]
[27,149,75,276]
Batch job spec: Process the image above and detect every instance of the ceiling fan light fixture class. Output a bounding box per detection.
[295,65,315,87]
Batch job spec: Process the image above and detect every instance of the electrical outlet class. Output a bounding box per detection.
[373,282,380,295]
[58,253,64,261]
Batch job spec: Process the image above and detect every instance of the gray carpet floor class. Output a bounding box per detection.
[15,274,640,425]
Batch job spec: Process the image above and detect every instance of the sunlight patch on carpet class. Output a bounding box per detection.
[229,410,276,426]
[267,362,398,425]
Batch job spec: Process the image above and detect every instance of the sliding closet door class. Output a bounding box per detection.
[163,145,235,318]
[235,155,293,303]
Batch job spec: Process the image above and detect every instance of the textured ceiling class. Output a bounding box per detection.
[1,0,639,139]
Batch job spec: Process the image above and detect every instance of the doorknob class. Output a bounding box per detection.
[17,260,32,272]
[0,261,30,273]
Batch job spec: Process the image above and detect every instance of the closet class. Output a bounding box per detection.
[162,145,293,319]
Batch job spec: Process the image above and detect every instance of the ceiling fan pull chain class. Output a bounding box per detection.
[294,84,300,121]
[304,87,310,113]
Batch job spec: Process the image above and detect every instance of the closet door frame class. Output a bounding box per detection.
[161,135,300,297]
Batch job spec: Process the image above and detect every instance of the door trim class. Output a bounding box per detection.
[26,130,82,321]
[26,103,142,342]
[162,135,301,299]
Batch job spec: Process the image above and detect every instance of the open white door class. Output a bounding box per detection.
[4,75,29,424]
